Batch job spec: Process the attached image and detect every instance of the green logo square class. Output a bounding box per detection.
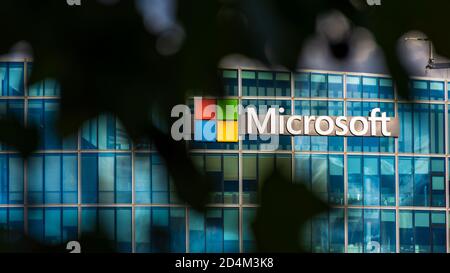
[217,99,238,121]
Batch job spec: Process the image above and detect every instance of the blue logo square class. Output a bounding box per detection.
[194,120,216,142]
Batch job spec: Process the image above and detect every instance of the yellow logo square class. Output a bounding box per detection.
[217,121,238,142]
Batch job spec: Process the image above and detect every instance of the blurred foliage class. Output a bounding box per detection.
[0,118,38,157]
[0,0,448,252]
[253,171,328,252]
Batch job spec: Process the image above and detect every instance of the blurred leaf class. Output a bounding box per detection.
[342,0,450,98]
[150,226,170,253]
[0,0,214,211]
[145,124,211,211]
[252,171,328,252]
[0,118,38,157]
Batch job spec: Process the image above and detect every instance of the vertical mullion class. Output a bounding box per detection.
[290,71,297,250]
[77,121,82,240]
[238,67,243,253]
[23,59,28,236]
[185,206,190,253]
[131,142,136,253]
[343,73,348,253]
[394,79,400,253]
[291,71,295,184]
[445,78,449,253]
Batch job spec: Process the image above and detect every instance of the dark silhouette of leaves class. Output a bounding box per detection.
[339,0,450,98]
[0,118,38,157]
[252,171,328,252]
[0,0,214,211]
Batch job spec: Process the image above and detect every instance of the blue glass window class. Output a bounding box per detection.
[135,153,178,204]
[411,80,445,101]
[347,75,361,99]
[362,77,378,98]
[294,100,344,151]
[191,153,239,204]
[411,80,429,100]
[81,207,132,252]
[29,79,60,97]
[347,156,395,206]
[328,75,343,98]
[242,70,290,97]
[430,81,444,100]
[294,73,310,97]
[0,154,23,204]
[399,157,445,207]
[27,64,60,96]
[311,74,327,97]
[0,208,24,242]
[347,76,393,99]
[274,72,291,97]
[399,103,444,154]
[400,210,446,253]
[297,73,343,98]
[189,208,239,253]
[27,153,77,204]
[302,209,345,253]
[0,62,24,96]
[242,153,291,204]
[81,153,132,204]
[379,78,394,99]
[256,72,275,96]
[0,64,6,96]
[81,114,130,150]
[242,71,257,96]
[135,207,185,253]
[28,207,78,246]
[295,154,344,205]
[219,69,238,96]
[348,209,396,253]
[242,135,292,151]
[28,99,77,150]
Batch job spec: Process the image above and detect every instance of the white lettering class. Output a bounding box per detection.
[315,116,334,135]
[247,108,276,134]
[349,117,369,136]
[335,116,348,136]
[286,116,302,135]
[304,116,316,135]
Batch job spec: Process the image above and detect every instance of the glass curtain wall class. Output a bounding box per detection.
[0,61,449,253]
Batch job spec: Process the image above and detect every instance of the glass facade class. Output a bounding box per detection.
[0,61,450,253]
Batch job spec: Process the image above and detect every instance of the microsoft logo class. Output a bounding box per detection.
[194,97,239,142]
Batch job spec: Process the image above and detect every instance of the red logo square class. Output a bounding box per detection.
[194,98,216,120]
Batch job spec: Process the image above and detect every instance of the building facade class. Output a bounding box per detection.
[0,59,448,253]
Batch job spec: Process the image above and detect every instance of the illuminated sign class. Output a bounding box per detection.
[170,97,399,144]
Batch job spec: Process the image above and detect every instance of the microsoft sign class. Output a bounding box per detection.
[171,97,399,146]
